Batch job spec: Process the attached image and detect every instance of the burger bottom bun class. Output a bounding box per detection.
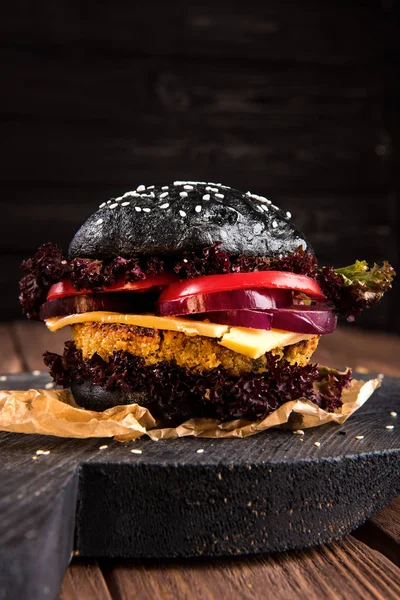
[71,379,200,427]
[71,380,145,412]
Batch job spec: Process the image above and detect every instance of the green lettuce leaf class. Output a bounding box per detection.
[317,260,396,320]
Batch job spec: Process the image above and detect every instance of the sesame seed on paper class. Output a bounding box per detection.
[386,425,395,430]
[109,203,118,209]
[121,202,130,207]
[36,449,50,455]
[95,218,103,225]
[135,206,142,212]
[195,205,202,213]
[131,449,143,455]
[314,442,321,447]
[0,376,7,382]
[293,430,304,435]
[215,193,224,199]
[99,445,108,450]
[203,194,210,201]
[137,185,146,192]
[390,412,397,417]
[160,203,169,209]
[286,211,292,218]
[196,449,205,454]
[179,210,187,217]
[179,192,188,198]
[32,370,41,376]
[143,208,151,213]
[147,185,155,189]
[355,435,364,440]
[99,202,106,208]
[160,192,169,198]
[184,185,194,190]
[45,382,54,390]
[161,186,169,190]
[272,220,278,228]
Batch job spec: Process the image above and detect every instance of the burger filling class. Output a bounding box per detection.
[19,242,394,424]
[71,322,320,376]
[44,333,350,425]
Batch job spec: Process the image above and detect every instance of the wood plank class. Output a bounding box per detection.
[2,51,383,125]
[1,1,382,64]
[58,560,113,600]
[0,432,79,600]
[0,323,24,374]
[102,536,400,600]
[1,51,386,195]
[354,497,400,567]
[371,498,400,548]
[2,121,385,193]
[12,321,68,371]
[313,327,400,377]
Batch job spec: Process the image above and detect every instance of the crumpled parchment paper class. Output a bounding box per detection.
[0,372,381,441]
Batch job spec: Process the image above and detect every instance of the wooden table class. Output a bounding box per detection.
[1,322,400,599]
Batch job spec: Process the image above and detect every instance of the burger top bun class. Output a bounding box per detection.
[68,181,312,260]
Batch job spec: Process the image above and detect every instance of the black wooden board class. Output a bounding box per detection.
[0,372,400,600]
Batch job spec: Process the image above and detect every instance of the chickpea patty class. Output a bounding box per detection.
[72,323,319,377]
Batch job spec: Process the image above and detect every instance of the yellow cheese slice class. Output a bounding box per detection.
[45,312,229,338]
[45,312,314,359]
[219,327,314,360]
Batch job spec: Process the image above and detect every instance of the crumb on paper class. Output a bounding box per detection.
[0,376,7,382]
[196,448,205,454]
[99,445,108,450]
[390,412,397,417]
[36,449,50,455]
[32,456,38,460]
[355,435,364,440]
[294,430,305,435]
[44,382,54,390]
[32,370,41,377]
[314,441,321,447]
[131,449,143,454]
[385,425,394,430]
[355,366,369,374]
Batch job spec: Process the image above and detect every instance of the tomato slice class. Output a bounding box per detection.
[47,273,179,301]
[158,271,326,302]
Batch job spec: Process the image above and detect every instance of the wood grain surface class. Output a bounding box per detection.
[101,537,400,600]
[0,321,399,599]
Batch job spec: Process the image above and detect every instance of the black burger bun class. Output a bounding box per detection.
[68,181,313,260]
[70,379,205,427]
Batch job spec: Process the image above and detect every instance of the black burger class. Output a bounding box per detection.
[19,181,395,426]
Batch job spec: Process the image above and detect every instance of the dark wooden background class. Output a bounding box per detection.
[1,1,399,331]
